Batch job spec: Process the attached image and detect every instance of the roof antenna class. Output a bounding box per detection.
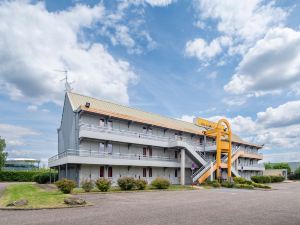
[55,69,74,92]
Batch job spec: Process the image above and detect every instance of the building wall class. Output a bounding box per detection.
[58,96,77,153]
[78,164,192,185]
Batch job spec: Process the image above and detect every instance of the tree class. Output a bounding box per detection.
[264,163,272,169]
[272,163,291,174]
[264,162,291,174]
[289,166,300,180]
[0,137,8,171]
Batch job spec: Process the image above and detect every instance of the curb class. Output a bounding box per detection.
[73,188,199,195]
[0,203,93,211]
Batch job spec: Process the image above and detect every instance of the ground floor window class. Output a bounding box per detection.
[175,168,178,177]
[149,168,152,177]
[143,168,147,177]
[108,166,113,177]
[100,166,104,177]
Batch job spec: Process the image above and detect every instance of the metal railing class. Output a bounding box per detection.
[48,149,179,163]
[237,164,265,169]
[79,123,216,149]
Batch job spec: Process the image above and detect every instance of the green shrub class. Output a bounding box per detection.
[270,175,285,183]
[233,177,248,184]
[81,180,94,192]
[204,180,221,188]
[251,175,284,183]
[151,177,170,189]
[251,176,271,183]
[0,170,40,182]
[117,177,136,190]
[0,170,58,182]
[233,183,254,189]
[221,181,234,188]
[33,172,58,184]
[134,179,147,190]
[95,178,111,192]
[252,182,271,189]
[55,179,76,194]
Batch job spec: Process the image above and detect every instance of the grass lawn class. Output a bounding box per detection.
[0,183,69,208]
[73,185,197,194]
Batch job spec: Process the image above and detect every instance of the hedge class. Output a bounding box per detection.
[251,175,284,183]
[0,170,57,182]
[33,172,58,184]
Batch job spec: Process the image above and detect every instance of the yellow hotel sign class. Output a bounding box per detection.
[194,118,225,129]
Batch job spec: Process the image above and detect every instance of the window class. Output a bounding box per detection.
[149,168,152,177]
[107,143,113,154]
[148,128,153,135]
[143,147,147,157]
[99,143,105,153]
[100,166,104,177]
[175,168,178,177]
[99,119,105,127]
[108,167,113,177]
[148,147,152,157]
[143,168,147,177]
[107,120,113,129]
[142,127,147,133]
[175,151,178,159]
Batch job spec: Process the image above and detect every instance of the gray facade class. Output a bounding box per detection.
[49,93,264,186]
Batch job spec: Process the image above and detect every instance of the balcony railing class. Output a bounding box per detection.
[79,123,216,148]
[48,149,179,164]
[237,164,265,170]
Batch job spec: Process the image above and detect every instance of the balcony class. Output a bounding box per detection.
[48,149,182,168]
[240,150,263,160]
[237,164,265,171]
[79,123,216,150]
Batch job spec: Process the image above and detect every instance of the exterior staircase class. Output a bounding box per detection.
[191,146,241,183]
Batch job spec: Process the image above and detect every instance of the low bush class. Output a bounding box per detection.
[204,180,221,188]
[55,179,76,194]
[233,177,249,184]
[221,181,234,188]
[33,172,58,184]
[117,177,136,191]
[251,176,271,184]
[151,177,170,189]
[270,176,285,183]
[251,175,284,183]
[252,182,271,189]
[81,180,94,192]
[233,183,254,189]
[134,179,147,190]
[95,178,111,192]
[288,173,300,180]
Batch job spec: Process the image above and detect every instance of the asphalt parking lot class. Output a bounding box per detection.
[0,182,300,225]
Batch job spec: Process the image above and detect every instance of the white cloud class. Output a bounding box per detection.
[224,27,300,96]
[145,0,174,7]
[0,123,39,148]
[177,115,195,123]
[257,100,300,128]
[0,1,137,105]
[26,105,38,112]
[188,0,288,62]
[185,36,231,62]
[178,100,300,151]
[263,151,300,163]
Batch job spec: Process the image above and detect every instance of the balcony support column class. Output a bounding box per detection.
[180,149,185,185]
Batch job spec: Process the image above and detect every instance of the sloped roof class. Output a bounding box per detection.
[67,92,262,148]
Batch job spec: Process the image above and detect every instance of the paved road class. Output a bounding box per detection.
[0,182,300,225]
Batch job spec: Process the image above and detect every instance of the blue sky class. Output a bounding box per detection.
[0,0,300,166]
